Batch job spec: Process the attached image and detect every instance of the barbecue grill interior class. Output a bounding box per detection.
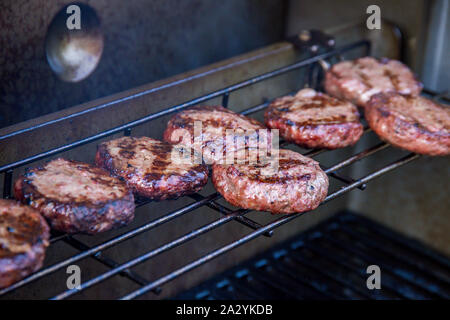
[0,0,448,300]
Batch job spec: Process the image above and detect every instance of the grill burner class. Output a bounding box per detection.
[177,212,450,300]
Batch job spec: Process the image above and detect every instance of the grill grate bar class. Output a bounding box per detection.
[266,255,348,299]
[324,169,366,190]
[323,153,419,203]
[301,241,406,299]
[337,224,450,287]
[285,249,375,299]
[119,153,420,300]
[51,208,253,300]
[62,236,162,294]
[254,262,339,299]
[49,232,70,244]
[0,38,444,300]
[222,92,230,108]
[318,234,430,300]
[321,232,447,299]
[2,170,13,199]
[215,277,269,300]
[51,137,409,299]
[343,214,450,270]
[325,142,389,174]
[0,109,386,297]
[0,40,370,174]
[0,193,220,296]
[0,140,419,298]
[177,212,449,300]
[188,193,273,237]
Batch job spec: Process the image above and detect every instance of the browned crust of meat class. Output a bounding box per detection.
[265,120,363,149]
[212,149,329,214]
[265,90,363,149]
[14,159,135,235]
[0,199,50,289]
[163,105,265,135]
[324,57,422,107]
[163,105,268,164]
[365,93,450,156]
[95,137,209,200]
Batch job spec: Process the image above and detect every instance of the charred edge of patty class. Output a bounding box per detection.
[95,143,209,200]
[0,244,47,289]
[365,93,450,156]
[265,117,364,149]
[0,205,49,289]
[363,58,424,93]
[325,58,423,107]
[14,173,135,235]
[211,163,328,214]
[324,69,362,106]
[163,105,266,143]
[0,241,47,289]
[264,104,363,149]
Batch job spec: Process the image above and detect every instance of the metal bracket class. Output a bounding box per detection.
[287,29,335,53]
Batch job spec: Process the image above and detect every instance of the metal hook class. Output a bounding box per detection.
[318,59,330,72]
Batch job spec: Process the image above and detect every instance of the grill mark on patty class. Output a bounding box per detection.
[265,88,363,149]
[384,69,399,91]
[231,157,313,183]
[366,92,450,155]
[142,143,171,183]
[248,173,312,184]
[21,159,129,204]
[13,161,135,235]
[281,96,341,111]
[358,72,373,89]
[282,115,350,126]
[212,148,329,214]
[351,59,369,88]
[388,94,449,132]
[164,105,267,164]
[173,109,263,132]
[119,150,135,159]
[97,136,208,199]
[266,90,359,126]
[325,57,423,107]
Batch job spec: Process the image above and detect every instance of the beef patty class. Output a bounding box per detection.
[265,88,363,149]
[212,149,329,214]
[324,57,422,107]
[163,106,269,164]
[365,92,450,156]
[96,136,209,200]
[0,199,49,289]
[14,158,135,234]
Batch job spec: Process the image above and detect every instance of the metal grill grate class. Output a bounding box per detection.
[176,212,450,300]
[0,39,448,300]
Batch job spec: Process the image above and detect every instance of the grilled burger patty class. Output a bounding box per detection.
[0,199,49,288]
[96,136,208,200]
[265,88,363,149]
[324,57,422,107]
[14,158,135,234]
[163,106,267,164]
[365,93,450,156]
[212,149,328,214]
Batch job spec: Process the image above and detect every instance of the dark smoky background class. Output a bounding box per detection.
[0,0,286,129]
[1,0,441,130]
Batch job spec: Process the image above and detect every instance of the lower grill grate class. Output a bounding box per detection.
[175,212,450,300]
